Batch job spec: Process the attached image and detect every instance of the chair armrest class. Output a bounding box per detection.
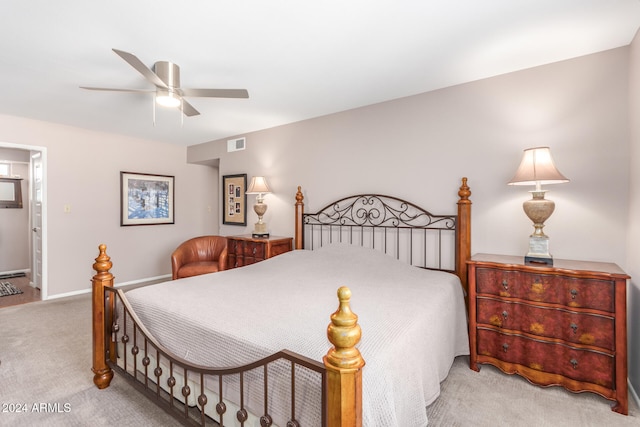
[171,246,194,280]
[171,251,181,280]
[218,247,228,271]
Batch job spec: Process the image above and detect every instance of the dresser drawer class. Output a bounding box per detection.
[243,241,265,259]
[476,268,614,312]
[477,328,614,389]
[477,297,615,350]
[226,236,293,270]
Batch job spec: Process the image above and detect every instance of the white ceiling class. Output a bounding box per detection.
[1,1,639,147]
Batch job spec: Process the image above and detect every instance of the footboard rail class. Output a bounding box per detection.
[91,244,365,427]
[109,286,326,426]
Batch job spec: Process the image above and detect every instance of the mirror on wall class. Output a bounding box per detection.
[0,178,23,208]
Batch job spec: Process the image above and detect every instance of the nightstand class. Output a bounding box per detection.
[226,235,293,269]
[467,253,630,414]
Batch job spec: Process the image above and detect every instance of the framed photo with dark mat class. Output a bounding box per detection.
[222,173,247,226]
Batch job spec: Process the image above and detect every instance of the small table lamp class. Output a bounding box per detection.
[246,176,271,237]
[508,147,569,266]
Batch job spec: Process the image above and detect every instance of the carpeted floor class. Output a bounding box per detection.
[426,357,639,426]
[0,292,638,426]
[0,293,178,426]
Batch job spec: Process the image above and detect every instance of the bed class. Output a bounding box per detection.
[91,177,472,426]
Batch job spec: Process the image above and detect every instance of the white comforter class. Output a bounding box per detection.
[124,243,469,427]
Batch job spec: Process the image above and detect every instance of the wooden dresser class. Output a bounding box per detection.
[467,253,629,414]
[227,235,293,269]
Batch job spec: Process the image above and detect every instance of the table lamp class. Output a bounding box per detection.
[508,147,569,265]
[246,176,271,237]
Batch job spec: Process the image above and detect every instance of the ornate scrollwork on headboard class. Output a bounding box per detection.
[306,194,455,229]
[303,194,457,271]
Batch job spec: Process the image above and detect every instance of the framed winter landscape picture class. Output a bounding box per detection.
[120,171,175,226]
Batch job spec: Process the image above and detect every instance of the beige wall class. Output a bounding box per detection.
[627,29,640,402]
[191,47,630,267]
[0,115,220,298]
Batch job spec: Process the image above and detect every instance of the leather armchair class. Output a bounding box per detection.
[171,236,228,280]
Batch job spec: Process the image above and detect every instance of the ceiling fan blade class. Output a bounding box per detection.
[112,49,168,89]
[180,88,249,98]
[80,86,154,93]
[180,99,200,117]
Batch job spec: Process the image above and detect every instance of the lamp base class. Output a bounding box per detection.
[525,255,553,266]
[252,221,269,238]
[252,232,270,238]
[525,235,553,266]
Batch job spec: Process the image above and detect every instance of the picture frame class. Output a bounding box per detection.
[222,173,247,226]
[0,177,23,208]
[120,171,174,226]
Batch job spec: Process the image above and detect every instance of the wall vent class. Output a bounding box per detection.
[227,137,246,152]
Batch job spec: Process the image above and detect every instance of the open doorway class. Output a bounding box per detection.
[0,142,47,306]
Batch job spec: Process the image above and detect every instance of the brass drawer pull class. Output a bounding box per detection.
[502,311,508,321]
[570,358,578,369]
[502,343,509,353]
[570,289,578,299]
[502,280,508,291]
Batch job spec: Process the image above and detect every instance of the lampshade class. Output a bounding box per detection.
[155,89,181,108]
[247,176,271,194]
[508,147,569,186]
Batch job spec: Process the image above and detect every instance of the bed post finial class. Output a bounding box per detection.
[456,177,472,305]
[324,286,365,427]
[93,244,112,277]
[458,177,471,201]
[92,243,114,389]
[294,186,304,250]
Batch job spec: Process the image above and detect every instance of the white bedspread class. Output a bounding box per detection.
[124,244,469,427]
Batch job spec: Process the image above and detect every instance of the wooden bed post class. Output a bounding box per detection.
[324,286,365,427]
[92,243,114,389]
[294,185,304,250]
[456,177,472,302]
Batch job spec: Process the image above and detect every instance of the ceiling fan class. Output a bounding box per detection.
[80,49,249,117]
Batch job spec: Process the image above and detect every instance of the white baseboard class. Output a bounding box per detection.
[115,274,171,288]
[44,274,171,300]
[46,288,90,300]
[630,378,640,411]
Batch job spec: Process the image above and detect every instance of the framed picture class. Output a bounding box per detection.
[120,172,175,226]
[222,173,247,226]
[0,178,23,208]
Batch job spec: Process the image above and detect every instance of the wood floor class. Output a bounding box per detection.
[0,276,41,308]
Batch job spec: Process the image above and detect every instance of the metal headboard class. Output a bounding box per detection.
[302,194,458,272]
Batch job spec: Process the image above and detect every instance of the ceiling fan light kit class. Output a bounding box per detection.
[155,89,181,108]
[80,48,249,121]
[153,61,182,108]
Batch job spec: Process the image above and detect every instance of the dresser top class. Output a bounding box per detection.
[470,253,629,278]
[227,235,292,243]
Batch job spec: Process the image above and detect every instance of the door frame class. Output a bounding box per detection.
[0,141,48,300]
